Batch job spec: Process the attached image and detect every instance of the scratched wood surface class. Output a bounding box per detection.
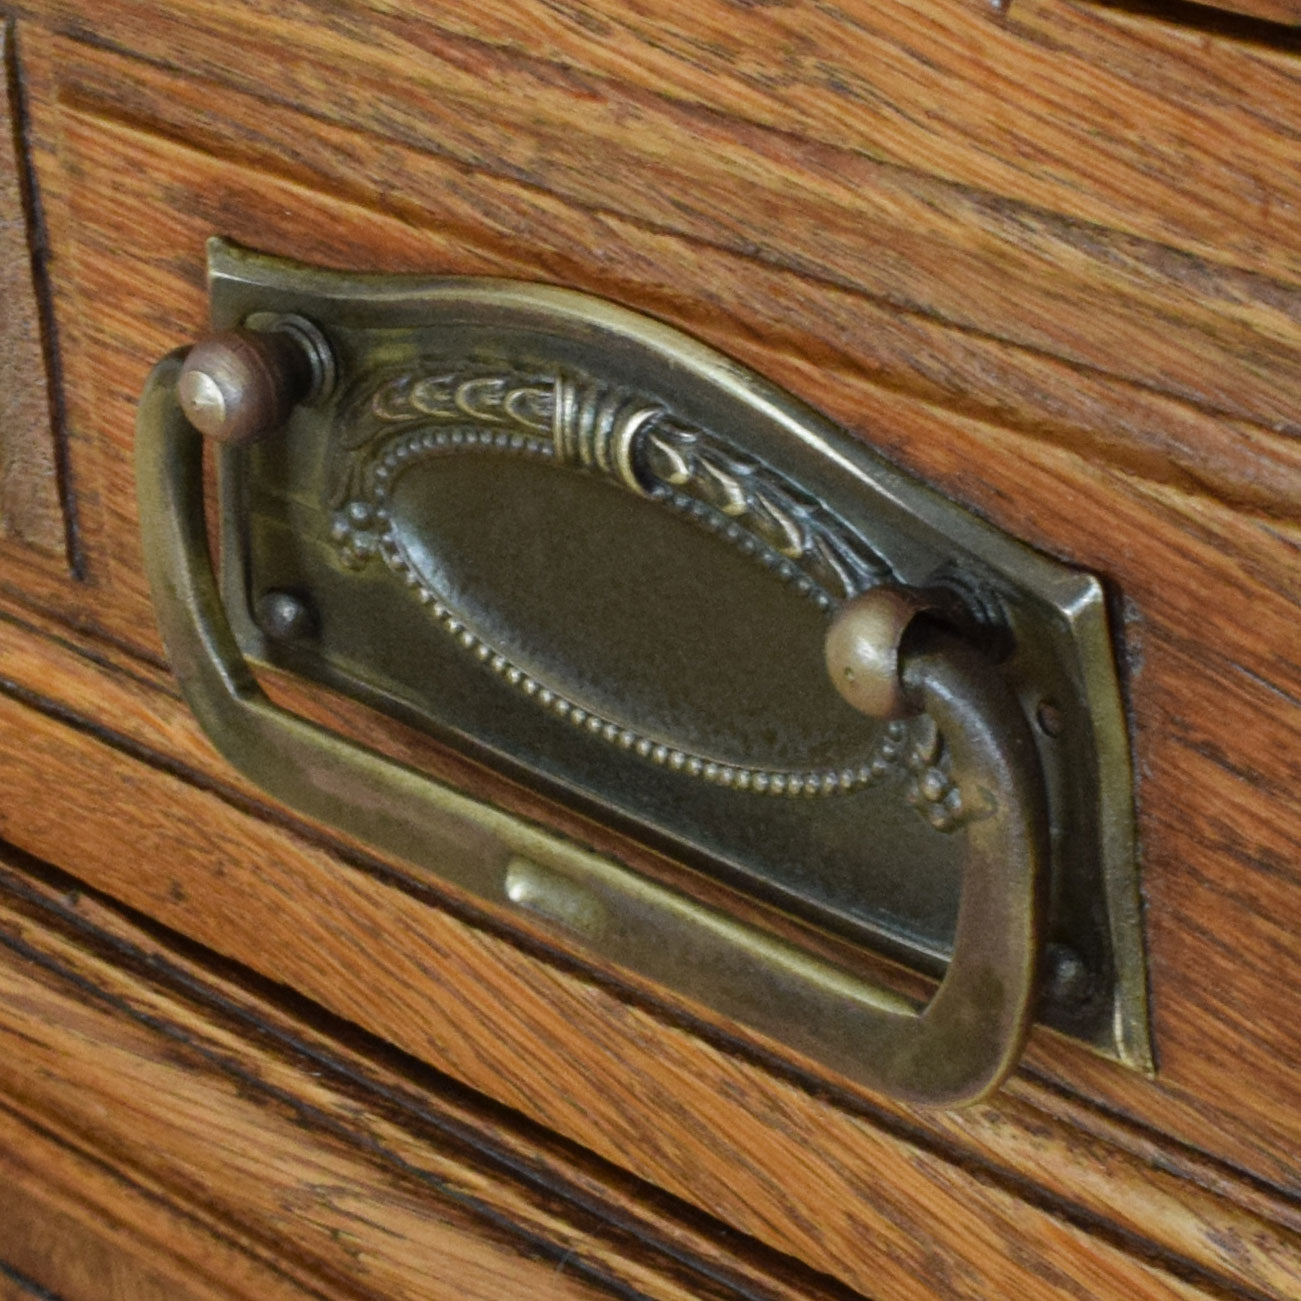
[0,1,1297,1296]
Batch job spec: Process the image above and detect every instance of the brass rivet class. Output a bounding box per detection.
[256,590,315,642]
[1044,944,1093,1007]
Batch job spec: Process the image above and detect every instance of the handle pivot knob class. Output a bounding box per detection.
[178,317,333,444]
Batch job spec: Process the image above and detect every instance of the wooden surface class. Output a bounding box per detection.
[0,849,856,1301]
[0,1107,324,1301]
[0,21,65,561]
[1212,0,1301,24]
[17,14,1301,1184]
[0,605,1296,1299]
[0,1,1297,1296]
[14,0,1301,439]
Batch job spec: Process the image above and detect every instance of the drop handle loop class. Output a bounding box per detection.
[138,351,1049,1107]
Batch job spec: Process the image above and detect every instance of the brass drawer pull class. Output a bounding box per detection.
[135,240,1149,1105]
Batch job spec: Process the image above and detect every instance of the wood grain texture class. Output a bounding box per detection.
[0,608,1294,1301]
[14,19,1301,1198]
[0,856,858,1301]
[15,0,1301,434]
[0,1106,323,1301]
[0,22,65,560]
[1208,0,1301,22]
[0,1265,65,1301]
[56,39,1301,522]
[0,853,854,1301]
[0,972,619,1301]
[0,4,1298,1296]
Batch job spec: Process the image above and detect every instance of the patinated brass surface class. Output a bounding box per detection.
[135,239,1151,1100]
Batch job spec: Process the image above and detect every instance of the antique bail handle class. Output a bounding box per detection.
[137,317,1049,1107]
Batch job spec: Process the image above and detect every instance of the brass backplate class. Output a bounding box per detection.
[208,240,1150,1072]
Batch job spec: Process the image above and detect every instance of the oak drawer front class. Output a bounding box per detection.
[0,852,847,1301]
[1,5,1299,1297]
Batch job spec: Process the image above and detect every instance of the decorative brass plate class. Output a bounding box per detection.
[139,239,1151,1101]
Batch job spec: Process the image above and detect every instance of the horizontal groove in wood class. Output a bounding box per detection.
[0,1263,66,1301]
[0,854,863,1301]
[10,20,1301,1210]
[0,1105,328,1301]
[0,872,824,1301]
[25,11,1301,436]
[0,609,1294,1300]
[39,41,1301,525]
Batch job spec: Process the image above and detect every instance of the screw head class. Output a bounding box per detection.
[1043,943,1093,1008]
[255,590,315,642]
